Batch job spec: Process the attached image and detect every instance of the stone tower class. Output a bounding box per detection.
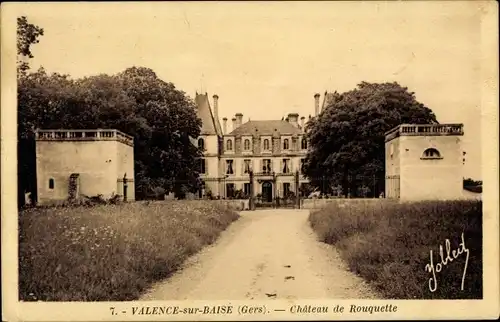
[385,123,465,200]
[35,129,135,204]
[193,93,224,198]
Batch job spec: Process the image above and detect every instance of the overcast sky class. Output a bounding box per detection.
[17,1,484,179]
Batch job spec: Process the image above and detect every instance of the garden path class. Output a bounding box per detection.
[140,209,378,300]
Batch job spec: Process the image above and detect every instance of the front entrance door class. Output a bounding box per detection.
[262,181,273,202]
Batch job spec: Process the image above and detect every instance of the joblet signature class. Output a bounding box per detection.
[424,232,470,292]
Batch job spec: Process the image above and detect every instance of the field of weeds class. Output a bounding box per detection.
[309,200,482,299]
[19,201,240,301]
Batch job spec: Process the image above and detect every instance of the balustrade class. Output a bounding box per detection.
[385,124,463,141]
[35,129,134,146]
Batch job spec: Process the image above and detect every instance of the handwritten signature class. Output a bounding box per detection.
[424,232,470,292]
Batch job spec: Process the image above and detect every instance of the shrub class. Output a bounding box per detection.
[309,200,482,299]
[464,185,482,193]
[19,201,239,301]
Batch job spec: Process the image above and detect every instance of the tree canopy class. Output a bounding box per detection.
[17,16,44,75]
[17,17,203,203]
[303,81,438,197]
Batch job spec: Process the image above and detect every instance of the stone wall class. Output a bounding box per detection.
[36,140,119,204]
[300,198,387,209]
[216,199,250,211]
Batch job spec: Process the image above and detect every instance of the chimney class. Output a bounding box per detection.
[222,117,228,134]
[314,93,320,116]
[300,116,305,129]
[213,94,219,122]
[231,117,237,131]
[235,113,243,128]
[287,113,299,127]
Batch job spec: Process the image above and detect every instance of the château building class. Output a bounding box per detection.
[193,92,327,200]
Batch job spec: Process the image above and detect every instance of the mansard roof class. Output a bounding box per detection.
[228,120,303,136]
[194,93,222,136]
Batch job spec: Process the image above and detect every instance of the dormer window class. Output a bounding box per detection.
[421,148,442,160]
[283,139,289,150]
[263,139,270,150]
[226,139,233,151]
[301,138,307,150]
[198,138,205,150]
[244,139,251,151]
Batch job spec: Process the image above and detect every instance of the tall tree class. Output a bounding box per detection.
[17,16,44,75]
[303,81,438,197]
[112,67,203,198]
[17,16,44,206]
[16,17,203,204]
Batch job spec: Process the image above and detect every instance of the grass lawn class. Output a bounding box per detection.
[309,200,482,299]
[19,201,240,301]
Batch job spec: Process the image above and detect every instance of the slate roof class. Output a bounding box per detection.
[214,112,223,135]
[228,120,303,136]
[321,91,336,113]
[194,93,222,136]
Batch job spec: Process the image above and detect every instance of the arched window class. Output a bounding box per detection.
[226,139,233,151]
[244,139,251,150]
[283,139,289,150]
[198,138,205,150]
[263,139,270,150]
[301,138,307,150]
[421,148,442,159]
[48,178,55,189]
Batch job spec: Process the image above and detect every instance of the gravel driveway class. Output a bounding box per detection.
[140,209,379,300]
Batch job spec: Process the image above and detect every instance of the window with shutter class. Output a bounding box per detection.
[282,159,290,173]
[243,159,251,174]
[244,183,251,196]
[226,160,234,174]
[283,183,291,196]
[262,159,272,174]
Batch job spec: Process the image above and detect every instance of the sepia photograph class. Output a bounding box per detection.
[2,1,499,321]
